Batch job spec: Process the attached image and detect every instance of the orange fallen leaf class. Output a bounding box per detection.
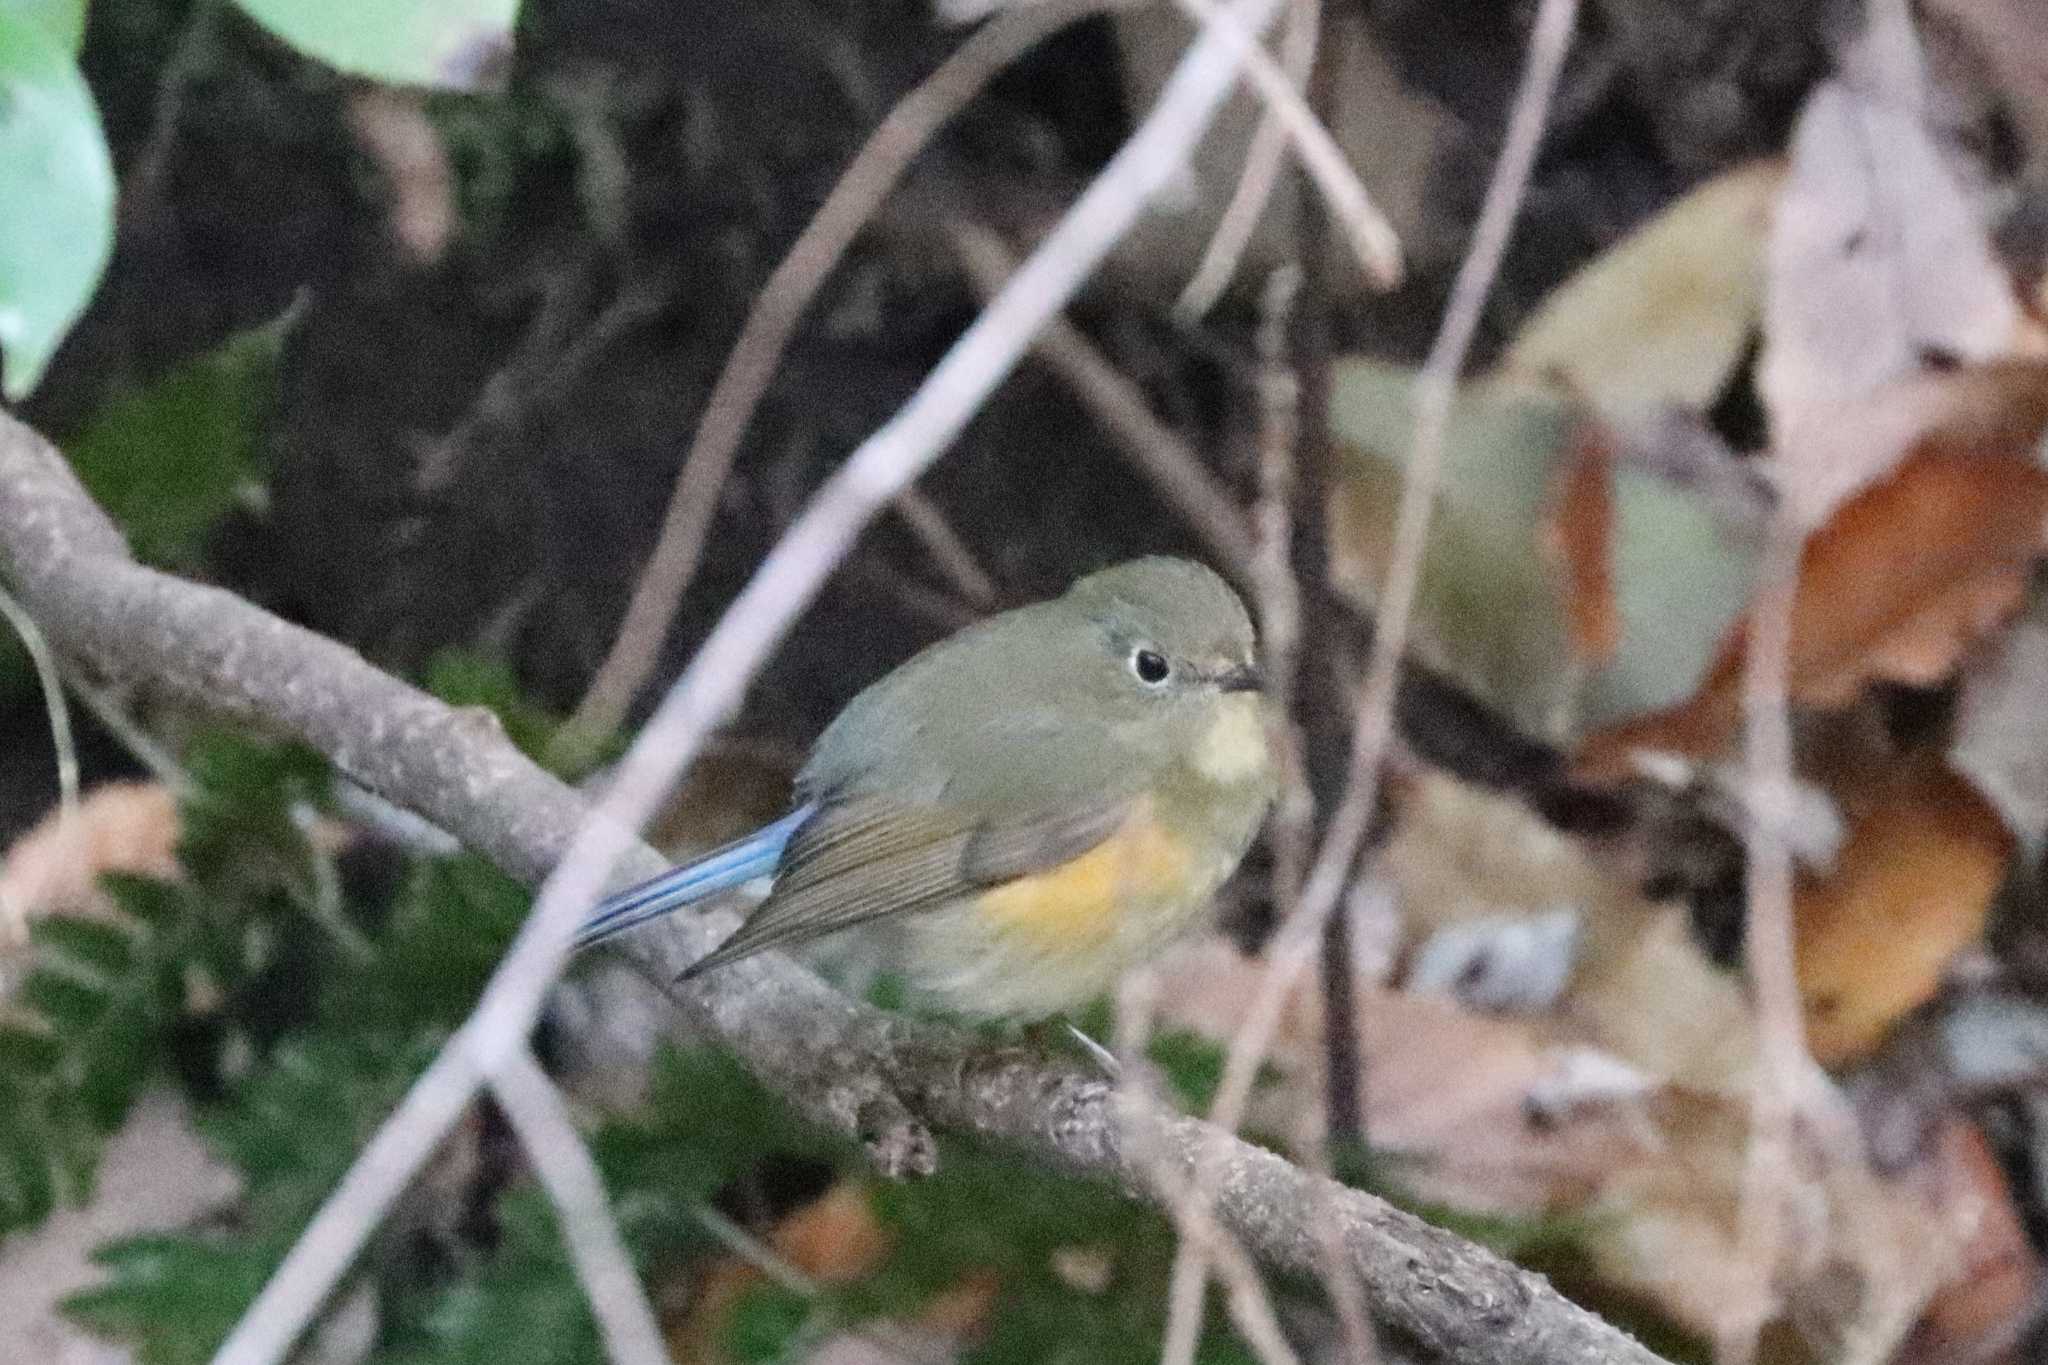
[915,1266,1003,1338]
[667,1181,891,1362]
[1795,753,2012,1066]
[668,1180,1000,1364]
[1579,365,2048,778]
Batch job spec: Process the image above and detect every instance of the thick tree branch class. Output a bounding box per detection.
[0,410,1669,1365]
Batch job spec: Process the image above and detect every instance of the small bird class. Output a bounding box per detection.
[575,556,1277,1021]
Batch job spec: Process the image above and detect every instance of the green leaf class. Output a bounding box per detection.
[0,1022,61,1076]
[67,313,290,567]
[2,0,87,54]
[723,1281,811,1364]
[98,874,188,930]
[384,1190,602,1365]
[67,1031,441,1365]
[1590,455,1759,730]
[32,917,136,977]
[0,1106,57,1225]
[424,648,563,762]
[231,0,518,91]
[0,8,113,398]
[1329,363,1583,740]
[1501,163,1775,420]
[346,854,529,1032]
[66,1236,269,1365]
[592,1047,848,1218]
[19,966,106,1029]
[1147,1029,1224,1111]
[0,892,185,1237]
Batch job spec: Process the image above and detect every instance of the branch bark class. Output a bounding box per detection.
[0,410,1669,1365]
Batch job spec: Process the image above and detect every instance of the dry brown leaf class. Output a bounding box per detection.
[771,1180,891,1284]
[1586,1095,1998,1356]
[1147,936,1665,1215]
[1795,753,2011,1067]
[1761,5,2023,523]
[0,782,180,952]
[667,1182,888,1363]
[1149,923,2002,1354]
[1777,435,2048,707]
[1382,773,1757,1095]
[667,1181,995,1365]
[1762,78,2016,441]
[1579,367,2048,778]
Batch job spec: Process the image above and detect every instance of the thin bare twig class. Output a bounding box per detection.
[1176,0,1322,320]
[1142,1129,1304,1365]
[0,581,81,954]
[947,223,1259,583]
[492,1048,670,1365]
[0,584,79,833]
[1161,264,1314,1365]
[416,268,597,495]
[1721,521,1807,1365]
[559,0,1128,753]
[1168,0,1402,293]
[1286,31,1379,1359]
[120,0,221,229]
[212,8,1288,1361]
[892,487,997,607]
[1249,263,1310,897]
[1214,0,1577,1138]
[1115,979,1298,1365]
[1168,0,1579,1340]
[66,676,192,795]
[1284,6,1370,1169]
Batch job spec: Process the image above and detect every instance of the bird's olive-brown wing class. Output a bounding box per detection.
[675,794,1130,980]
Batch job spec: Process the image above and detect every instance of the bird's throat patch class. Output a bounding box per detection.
[1192,694,1272,785]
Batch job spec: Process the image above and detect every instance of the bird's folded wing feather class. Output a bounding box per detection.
[677,794,1130,978]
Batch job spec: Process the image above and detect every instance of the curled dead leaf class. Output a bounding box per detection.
[668,1180,999,1364]
[1761,7,2024,520]
[0,781,180,952]
[1796,753,2012,1067]
[667,1181,888,1363]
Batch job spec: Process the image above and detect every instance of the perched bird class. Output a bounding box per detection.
[575,556,1276,1021]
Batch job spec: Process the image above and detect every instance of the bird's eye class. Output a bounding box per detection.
[1131,648,1171,685]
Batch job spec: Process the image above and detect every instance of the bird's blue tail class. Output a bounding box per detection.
[574,805,812,952]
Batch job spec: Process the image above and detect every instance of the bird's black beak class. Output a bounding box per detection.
[1216,662,1264,693]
